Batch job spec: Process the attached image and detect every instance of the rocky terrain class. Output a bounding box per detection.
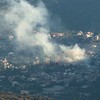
[0,93,55,100]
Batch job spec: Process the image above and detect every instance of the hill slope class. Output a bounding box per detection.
[42,0,100,32]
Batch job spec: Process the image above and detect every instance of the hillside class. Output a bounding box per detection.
[0,93,55,100]
[1,0,100,32]
[42,0,100,32]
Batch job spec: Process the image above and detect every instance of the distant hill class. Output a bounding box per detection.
[41,0,100,32]
[1,0,100,32]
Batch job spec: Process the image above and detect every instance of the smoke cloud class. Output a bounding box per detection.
[3,0,87,63]
[59,44,87,62]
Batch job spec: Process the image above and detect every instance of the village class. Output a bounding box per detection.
[0,31,100,100]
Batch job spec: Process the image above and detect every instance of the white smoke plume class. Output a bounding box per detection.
[4,0,87,63]
[59,44,87,62]
[5,0,54,56]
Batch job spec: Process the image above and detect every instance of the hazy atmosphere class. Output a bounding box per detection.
[0,0,100,100]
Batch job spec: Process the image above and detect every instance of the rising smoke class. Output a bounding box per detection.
[3,0,87,63]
